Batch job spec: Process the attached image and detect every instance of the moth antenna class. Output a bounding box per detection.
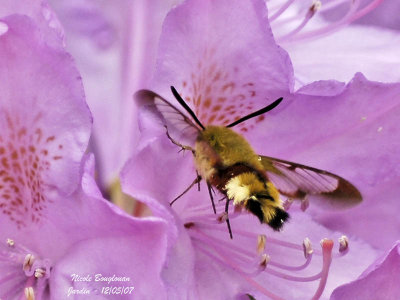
[171,86,205,130]
[226,97,283,128]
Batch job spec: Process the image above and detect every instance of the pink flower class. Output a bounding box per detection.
[122,0,399,298]
[0,12,168,299]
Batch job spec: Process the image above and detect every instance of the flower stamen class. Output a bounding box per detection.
[24,287,35,300]
[303,237,313,259]
[270,0,385,44]
[311,239,334,300]
[257,234,267,254]
[23,254,35,273]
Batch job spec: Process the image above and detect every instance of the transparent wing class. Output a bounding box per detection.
[135,89,201,145]
[259,155,362,209]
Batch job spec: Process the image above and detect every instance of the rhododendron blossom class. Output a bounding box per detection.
[0,9,167,300]
[1,0,400,299]
[122,0,400,298]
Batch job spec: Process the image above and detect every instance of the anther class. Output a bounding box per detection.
[303,238,313,259]
[259,254,270,269]
[300,197,309,212]
[184,222,195,229]
[257,234,267,254]
[6,238,14,247]
[23,254,35,272]
[24,287,35,300]
[283,198,293,211]
[34,268,46,278]
[217,212,229,223]
[310,0,322,13]
[338,235,349,253]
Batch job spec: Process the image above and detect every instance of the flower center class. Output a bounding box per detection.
[0,238,51,299]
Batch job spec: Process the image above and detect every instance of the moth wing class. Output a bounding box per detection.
[259,155,362,209]
[135,89,201,145]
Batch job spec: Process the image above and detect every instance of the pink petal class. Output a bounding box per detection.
[50,219,168,299]
[0,15,91,229]
[152,0,293,132]
[285,25,400,88]
[331,242,400,300]
[246,73,400,250]
[49,0,179,185]
[0,0,64,47]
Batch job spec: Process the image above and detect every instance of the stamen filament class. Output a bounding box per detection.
[195,241,284,300]
[278,0,360,43]
[311,239,334,300]
[269,253,312,271]
[269,0,296,22]
[278,2,320,42]
[195,223,305,252]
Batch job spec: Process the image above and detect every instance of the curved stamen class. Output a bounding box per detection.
[269,0,296,22]
[278,1,322,42]
[272,0,384,44]
[281,0,360,43]
[311,239,334,300]
[269,252,312,271]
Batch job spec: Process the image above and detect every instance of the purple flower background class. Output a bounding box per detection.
[1,0,400,299]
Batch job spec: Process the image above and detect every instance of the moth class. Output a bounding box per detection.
[135,86,362,238]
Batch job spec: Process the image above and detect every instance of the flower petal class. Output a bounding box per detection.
[330,242,400,300]
[49,0,179,186]
[247,73,400,250]
[152,0,293,133]
[50,219,168,299]
[0,0,64,47]
[285,25,400,88]
[0,15,91,229]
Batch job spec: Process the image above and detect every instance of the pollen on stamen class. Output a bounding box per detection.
[24,287,35,300]
[257,234,267,254]
[310,0,322,14]
[259,254,270,269]
[303,237,313,259]
[6,238,14,247]
[338,235,349,253]
[34,268,46,278]
[23,254,35,272]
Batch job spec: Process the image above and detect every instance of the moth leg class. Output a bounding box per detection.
[196,170,201,191]
[225,198,233,239]
[218,196,227,202]
[170,175,202,206]
[165,126,194,154]
[207,182,216,214]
